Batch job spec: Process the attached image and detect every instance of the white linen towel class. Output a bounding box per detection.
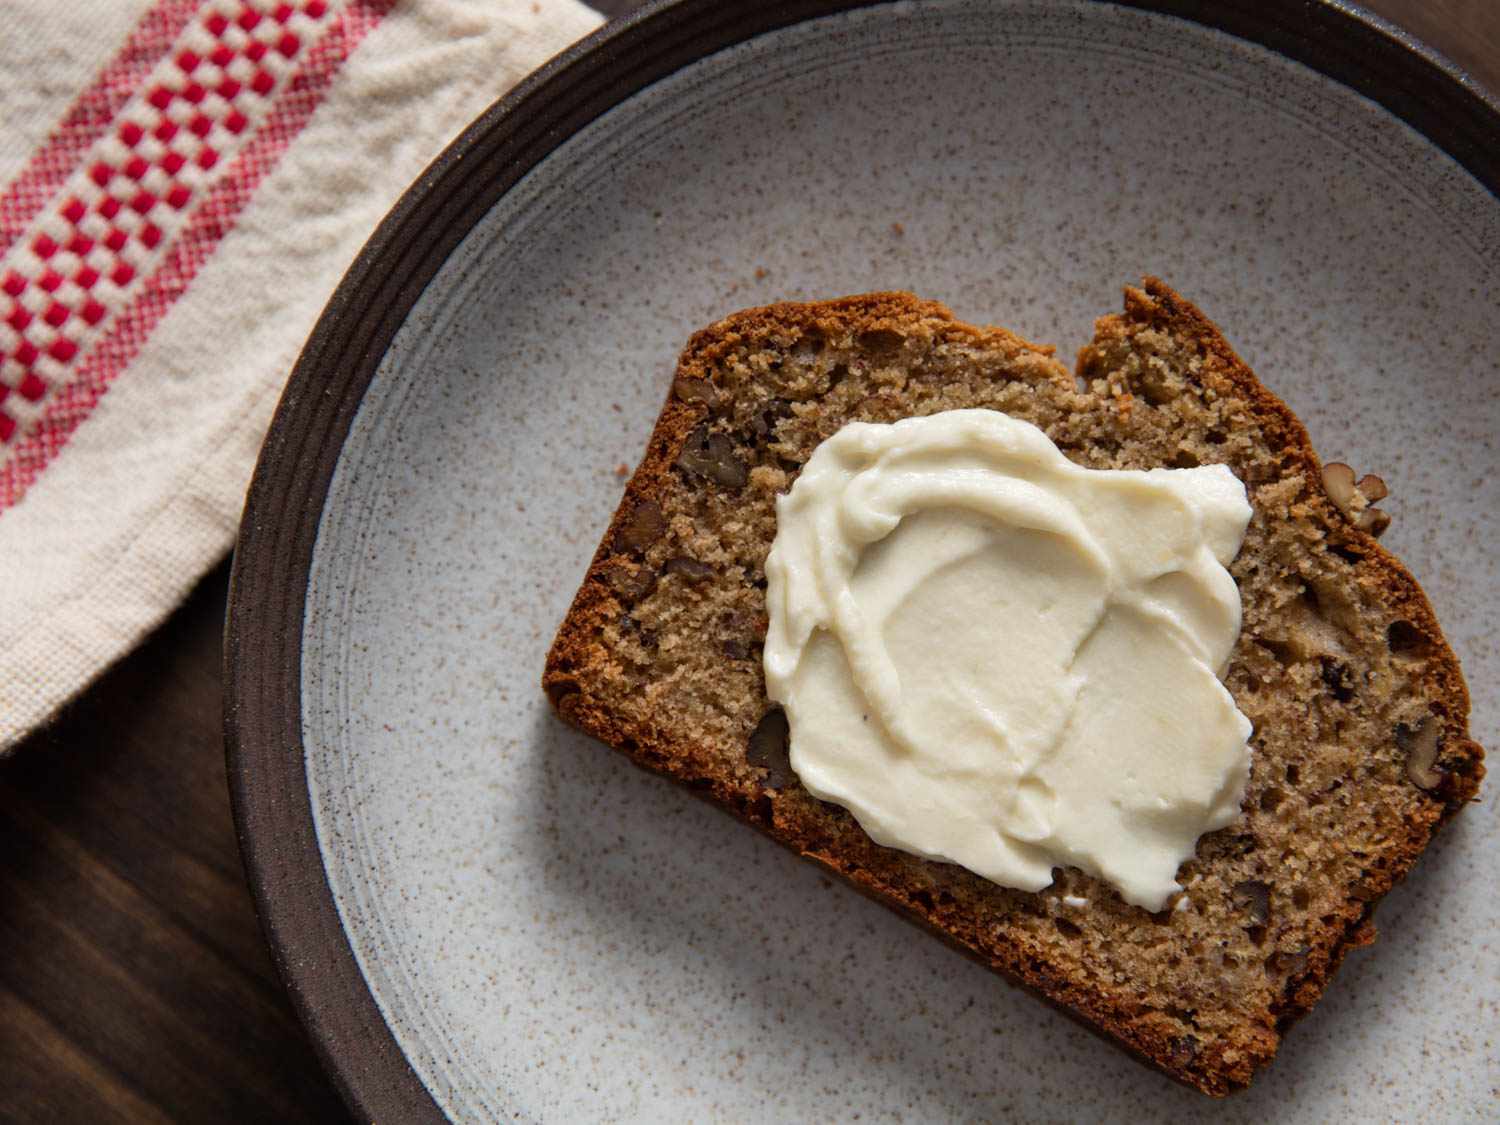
[0,0,602,749]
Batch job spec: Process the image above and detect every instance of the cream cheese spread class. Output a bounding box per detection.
[762,409,1253,911]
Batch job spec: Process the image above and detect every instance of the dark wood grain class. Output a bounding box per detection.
[0,2,1490,1122]
[0,561,348,1124]
[1363,0,1500,89]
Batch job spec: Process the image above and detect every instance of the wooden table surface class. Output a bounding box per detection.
[2,2,1492,1121]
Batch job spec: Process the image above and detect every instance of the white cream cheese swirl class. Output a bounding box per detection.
[762,409,1253,910]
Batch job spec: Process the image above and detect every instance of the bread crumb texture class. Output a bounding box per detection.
[543,279,1484,1096]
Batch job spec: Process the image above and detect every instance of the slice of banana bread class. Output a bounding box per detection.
[542,279,1484,1096]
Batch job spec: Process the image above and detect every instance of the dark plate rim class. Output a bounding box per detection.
[223,1,1500,1120]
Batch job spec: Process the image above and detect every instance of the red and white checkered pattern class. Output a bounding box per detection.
[0,0,602,750]
[0,0,354,502]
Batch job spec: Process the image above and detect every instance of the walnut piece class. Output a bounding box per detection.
[673,375,720,410]
[677,424,748,490]
[1356,473,1388,503]
[1322,462,1356,510]
[1321,462,1391,538]
[1398,716,1444,791]
[747,708,793,789]
[1355,508,1391,537]
[614,500,665,554]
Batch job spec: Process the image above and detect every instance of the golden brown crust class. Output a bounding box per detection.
[542,281,1483,1096]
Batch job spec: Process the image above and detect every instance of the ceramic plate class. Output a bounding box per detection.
[226,1,1500,1120]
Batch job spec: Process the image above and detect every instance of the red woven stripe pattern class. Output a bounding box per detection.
[0,0,389,510]
[0,0,207,260]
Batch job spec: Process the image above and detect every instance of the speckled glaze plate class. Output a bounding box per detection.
[225,1,1500,1120]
